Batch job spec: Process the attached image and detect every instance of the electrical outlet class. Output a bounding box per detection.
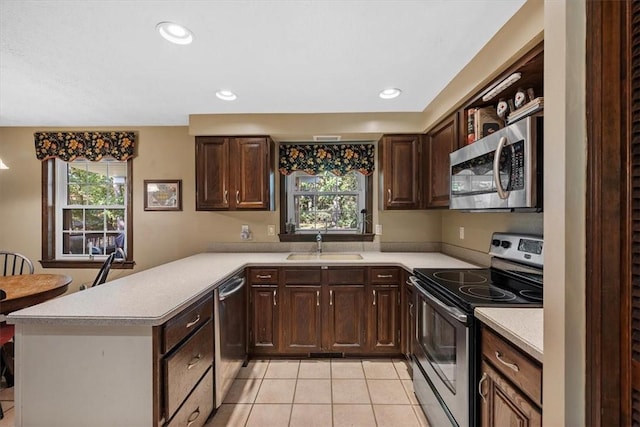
[267,225,275,236]
[375,224,383,235]
[459,227,465,240]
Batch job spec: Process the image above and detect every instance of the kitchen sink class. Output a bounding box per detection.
[285,253,363,261]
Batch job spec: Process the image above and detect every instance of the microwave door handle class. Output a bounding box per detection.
[493,136,510,200]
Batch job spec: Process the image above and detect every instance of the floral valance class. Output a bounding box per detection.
[34,131,136,161]
[279,143,375,176]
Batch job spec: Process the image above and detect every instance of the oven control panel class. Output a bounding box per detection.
[488,232,543,267]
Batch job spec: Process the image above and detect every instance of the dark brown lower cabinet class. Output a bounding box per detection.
[327,285,367,352]
[282,285,322,352]
[249,286,279,353]
[369,285,400,353]
[249,266,404,356]
[480,361,542,427]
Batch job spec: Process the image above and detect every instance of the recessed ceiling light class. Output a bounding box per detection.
[216,90,237,101]
[379,88,402,99]
[156,22,193,45]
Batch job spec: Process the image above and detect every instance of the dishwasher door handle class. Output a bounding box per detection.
[219,277,246,301]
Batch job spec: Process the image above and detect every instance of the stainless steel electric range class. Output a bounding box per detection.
[409,232,543,427]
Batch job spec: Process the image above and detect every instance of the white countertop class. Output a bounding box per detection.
[8,251,477,326]
[474,307,543,363]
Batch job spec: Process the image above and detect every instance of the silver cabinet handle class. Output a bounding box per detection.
[187,354,202,369]
[316,290,320,306]
[187,407,201,426]
[330,290,333,306]
[373,289,376,306]
[223,189,228,204]
[236,190,240,204]
[387,188,392,203]
[273,289,277,306]
[478,372,488,403]
[493,136,510,200]
[495,351,519,372]
[256,274,272,279]
[377,274,393,278]
[186,315,200,329]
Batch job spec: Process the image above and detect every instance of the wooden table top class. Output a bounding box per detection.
[0,274,72,314]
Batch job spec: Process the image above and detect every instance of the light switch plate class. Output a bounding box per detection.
[267,225,275,236]
[375,224,383,235]
[459,227,465,240]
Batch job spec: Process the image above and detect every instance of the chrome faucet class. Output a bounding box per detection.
[316,231,323,254]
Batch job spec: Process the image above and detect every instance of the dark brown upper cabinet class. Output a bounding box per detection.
[196,136,274,211]
[423,112,460,208]
[379,134,422,210]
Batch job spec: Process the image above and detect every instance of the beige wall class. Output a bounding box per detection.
[0,126,442,291]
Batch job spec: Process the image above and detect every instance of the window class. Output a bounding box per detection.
[286,171,366,233]
[41,158,133,268]
[55,159,127,259]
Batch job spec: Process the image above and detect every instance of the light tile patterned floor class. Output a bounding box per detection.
[0,358,429,427]
[206,358,429,427]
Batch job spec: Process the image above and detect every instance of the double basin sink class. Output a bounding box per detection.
[286,253,363,261]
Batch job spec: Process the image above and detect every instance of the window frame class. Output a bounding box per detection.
[286,170,366,234]
[279,172,374,242]
[41,158,135,269]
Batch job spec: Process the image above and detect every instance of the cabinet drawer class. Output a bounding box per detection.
[370,267,400,284]
[163,296,213,353]
[166,368,214,427]
[165,320,214,417]
[326,268,365,285]
[482,327,542,406]
[249,268,279,284]
[283,268,322,284]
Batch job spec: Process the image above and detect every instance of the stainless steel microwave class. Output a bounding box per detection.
[449,115,543,211]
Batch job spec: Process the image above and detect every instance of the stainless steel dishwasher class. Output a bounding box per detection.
[213,271,247,407]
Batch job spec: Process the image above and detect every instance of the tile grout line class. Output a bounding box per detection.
[361,359,380,427]
[242,359,269,427]
[287,361,301,427]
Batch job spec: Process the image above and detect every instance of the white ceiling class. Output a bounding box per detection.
[0,0,526,127]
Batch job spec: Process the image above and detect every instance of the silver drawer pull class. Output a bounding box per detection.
[495,351,520,372]
[187,354,202,369]
[256,274,272,279]
[377,274,393,278]
[186,315,200,328]
[187,407,201,426]
[478,372,488,403]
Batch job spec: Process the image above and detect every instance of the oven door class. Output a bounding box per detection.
[410,276,470,427]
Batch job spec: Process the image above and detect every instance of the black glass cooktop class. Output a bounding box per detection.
[413,268,543,313]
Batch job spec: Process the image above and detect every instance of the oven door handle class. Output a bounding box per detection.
[409,276,468,324]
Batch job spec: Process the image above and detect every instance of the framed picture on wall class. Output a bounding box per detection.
[143,180,182,211]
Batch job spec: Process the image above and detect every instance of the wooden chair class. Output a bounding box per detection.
[0,252,32,419]
[1,251,34,276]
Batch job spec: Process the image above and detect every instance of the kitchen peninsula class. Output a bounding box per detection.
[8,251,477,426]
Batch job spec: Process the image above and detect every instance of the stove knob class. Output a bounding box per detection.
[500,241,511,249]
[492,239,501,247]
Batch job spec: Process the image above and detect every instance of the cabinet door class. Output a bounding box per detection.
[425,113,459,208]
[231,137,272,209]
[327,285,366,352]
[249,286,279,354]
[369,286,400,352]
[380,135,421,209]
[196,137,230,210]
[283,286,322,353]
[479,361,542,427]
